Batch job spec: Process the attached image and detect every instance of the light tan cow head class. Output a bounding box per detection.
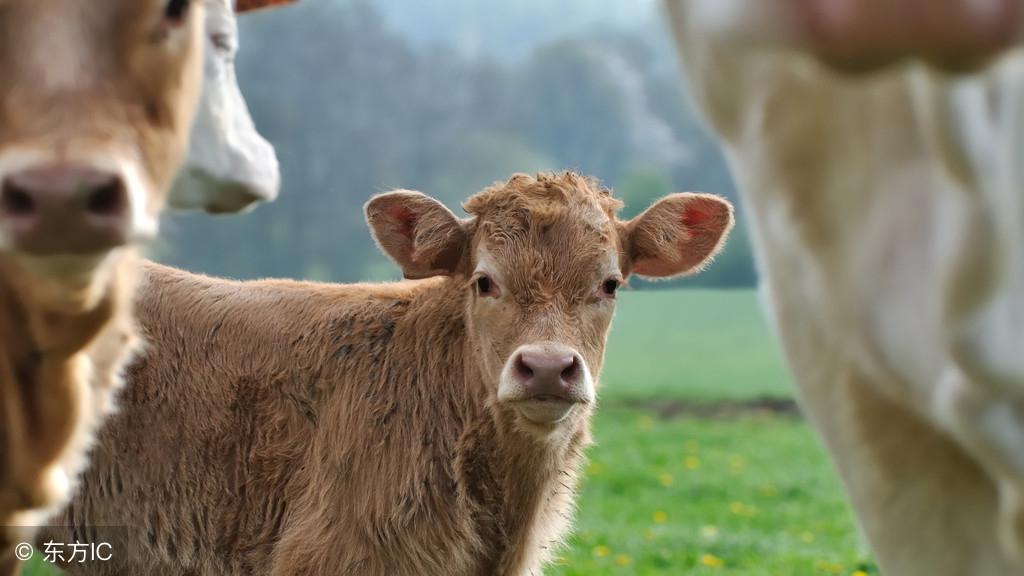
[367,173,733,433]
[0,0,294,311]
[0,0,287,561]
[0,0,207,314]
[0,0,206,557]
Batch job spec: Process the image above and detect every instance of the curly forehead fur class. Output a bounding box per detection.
[463,172,623,227]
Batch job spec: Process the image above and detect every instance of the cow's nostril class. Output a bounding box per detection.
[515,354,534,379]
[1,184,35,216]
[561,356,580,381]
[85,180,126,217]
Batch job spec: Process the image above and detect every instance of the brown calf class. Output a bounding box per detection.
[48,173,732,576]
[0,1,282,573]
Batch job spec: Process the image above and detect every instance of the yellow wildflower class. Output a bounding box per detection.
[700,553,725,568]
[726,501,760,517]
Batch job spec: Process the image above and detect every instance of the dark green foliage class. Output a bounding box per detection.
[157,0,756,287]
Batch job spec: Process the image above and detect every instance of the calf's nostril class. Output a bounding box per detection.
[515,354,534,379]
[1,183,35,216]
[85,180,126,217]
[561,356,580,382]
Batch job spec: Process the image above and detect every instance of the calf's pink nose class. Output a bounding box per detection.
[513,346,583,400]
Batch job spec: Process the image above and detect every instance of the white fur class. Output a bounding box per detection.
[169,0,280,213]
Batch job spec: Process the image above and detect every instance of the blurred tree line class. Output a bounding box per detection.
[159,0,756,288]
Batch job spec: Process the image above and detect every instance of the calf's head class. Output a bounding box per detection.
[0,0,206,313]
[367,173,733,432]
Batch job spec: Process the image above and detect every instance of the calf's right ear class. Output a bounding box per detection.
[365,191,469,279]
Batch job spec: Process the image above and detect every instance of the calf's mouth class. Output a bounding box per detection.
[498,342,596,426]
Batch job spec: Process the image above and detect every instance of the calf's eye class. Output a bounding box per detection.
[165,0,191,22]
[475,274,499,297]
[601,278,620,298]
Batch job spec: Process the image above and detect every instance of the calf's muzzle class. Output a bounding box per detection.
[513,346,583,401]
[500,343,593,425]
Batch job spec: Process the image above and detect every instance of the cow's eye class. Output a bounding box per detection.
[475,274,499,297]
[165,0,191,23]
[600,278,621,299]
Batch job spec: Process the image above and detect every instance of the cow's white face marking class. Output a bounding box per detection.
[169,0,280,213]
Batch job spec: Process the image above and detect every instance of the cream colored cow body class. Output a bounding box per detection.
[667,1,1024,573]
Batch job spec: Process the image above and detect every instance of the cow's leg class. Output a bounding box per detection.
[793,356,1016,574]
[0,355,83,521]
[10,288,118,514]
[934,366,1024,560]
[761,273,1018,574]
[0,363,31,514]
[18,358,84,510]
[912,62,1024,561]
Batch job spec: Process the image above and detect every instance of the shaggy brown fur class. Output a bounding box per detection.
[47,173,733,576]
[0,2,206,573]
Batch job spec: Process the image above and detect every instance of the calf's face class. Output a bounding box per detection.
[367,173,733,431]
[0,0,204,312]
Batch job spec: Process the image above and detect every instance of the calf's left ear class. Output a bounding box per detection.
[622,193,734,278]
[365,191,469,279]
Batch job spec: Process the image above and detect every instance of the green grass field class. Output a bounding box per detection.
[602,290,791,401]
[552,410,873,576]
[23,290,874,575]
